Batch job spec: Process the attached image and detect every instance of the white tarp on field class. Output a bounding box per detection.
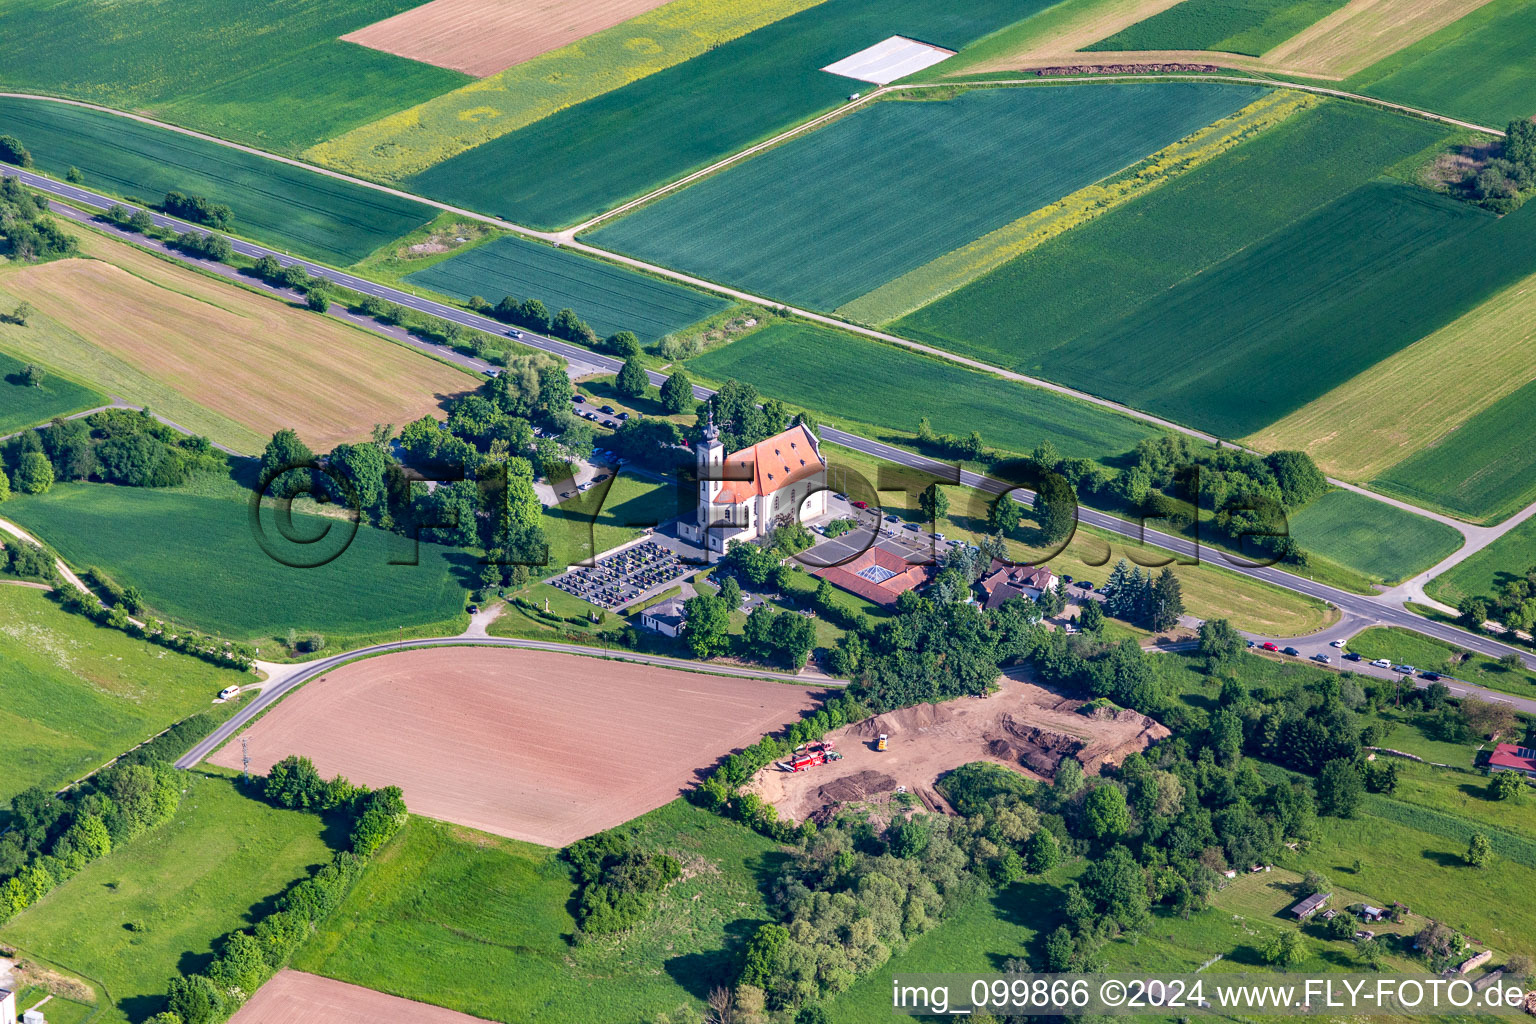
[822,35,956,85]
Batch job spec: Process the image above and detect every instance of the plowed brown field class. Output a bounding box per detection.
[208,647,826,846]
[343,0,679,78]
[229,970,493,1024]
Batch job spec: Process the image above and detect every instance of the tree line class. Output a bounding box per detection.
[0,176,76,261]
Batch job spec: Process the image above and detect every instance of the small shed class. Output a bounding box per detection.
[1360,905,1387,922]
[640,597,687,638]
[1290,892,1331,919]
[21,1008,44,1024]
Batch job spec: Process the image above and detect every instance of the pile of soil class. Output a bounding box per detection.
[1035,63,1221,76]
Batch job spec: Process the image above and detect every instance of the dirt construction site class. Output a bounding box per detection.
[207,647,826,847]
[745,673,1169,822]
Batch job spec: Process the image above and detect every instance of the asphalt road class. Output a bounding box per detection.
[174,635,839,770]
[10,169,1534,678]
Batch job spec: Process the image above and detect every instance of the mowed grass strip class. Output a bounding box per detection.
[1260,0,1500,79]
[1426,514,1536,608]
[0,586,247,803]
[0,485,471,641]
[295,804,786,1024]
[0,348,102,434]
[1371,376,1536,524]
[307,0,827,181]
[0,97,437,264]
[837,90,1313,325]
[688,321,1159,463]
[590,82,1265,310]
[0,0,465,153]
[1346,0,1536,128]
[1286,489,1462,584]
[3,231,477,453]
[1344,626,1536,699]
[405,235,729,344]
[1246,270,1536,482]
[406,0,1047,229]
[896,102,1445,407]
[0,772,332,1023]
[1084,0,1353,56]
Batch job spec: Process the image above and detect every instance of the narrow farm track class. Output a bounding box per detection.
[0,85,1499,540]
[9,172,1536,678]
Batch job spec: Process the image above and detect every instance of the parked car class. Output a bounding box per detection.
[1061,574,1073,583]
[1330,639,1345,648]
[851,500,869,509]
[1393,664,1416,675]
[1312,653,1331,663]
[1246,640,1256,648]
[885,514,899,523]
[592,473,610,483]
[600,405,615,414]
[218,685,241,700]
[1421,671,1441,681]
[618,412,630,420]
[934,533,946,542]
[1370,658,1391,668]
[833,493,847,501]
[1344,652,1363,662]
[1078,581,1094,590]
[572,394,585,403]
[1282,646,1300,656]
[1261,642,1279,652]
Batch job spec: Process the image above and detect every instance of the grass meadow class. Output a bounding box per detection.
[588,83,1265,310]
[688,321,1159,463]
[0,484,471,644]
[294,802,787,1024]
[405,236,729,344]
[1286,489,1462,585]
[1426,514,1536,608]
[1372,376,1536,524]
[306,0,827,181]
[1084,0,1351,56]
[405,0,1045,228]
[0,586,248,803]
[0,349,102,434]
[1344,626,1536,699]
[0,771,333,1024]
[1347,0,1536,128]
[543,471,683,569]
[0,0,465,153]
[896,102,1447,429]
[0,97,437,264]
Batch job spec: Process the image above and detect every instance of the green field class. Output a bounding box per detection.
[0,349,103,433]
[0,586,248,802]
[1344,626,1536,699]
[405,236,729,344]
[588,83,1265,310]
[1372,376,1536,524]
[688,322,1159,463]
[0,0,465,152]
[0,771,332,1024]
[1426,514,1536,609]
[405,0,1049,229]
[295,802,786,1024]
[0,97,438,264]
[900,114,1536,440]
[0,484,470,643]
[1084,0,1351,56]
[896,102,1449,433]
[1347,0,1536,128]
[1286,490,1463,585]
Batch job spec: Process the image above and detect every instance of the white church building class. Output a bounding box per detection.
[677,416,828,560]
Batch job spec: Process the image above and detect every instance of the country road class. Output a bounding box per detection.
[174,634,839,770]
[7,170,1535,679]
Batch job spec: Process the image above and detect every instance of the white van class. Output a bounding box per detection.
[218,685,241,700]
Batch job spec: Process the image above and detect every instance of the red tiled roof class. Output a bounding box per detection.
[980,561,1055,597]
[813,546,935,606]
[1490,743,1536,773]
[714,425,824,505]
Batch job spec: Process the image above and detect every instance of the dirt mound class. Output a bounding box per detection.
[746,674,1170,824]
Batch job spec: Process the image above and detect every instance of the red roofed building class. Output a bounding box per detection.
[978,560,1056,609]
[677,414,827,560]
[1489,743,1536,778]
[813,546,936,606]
